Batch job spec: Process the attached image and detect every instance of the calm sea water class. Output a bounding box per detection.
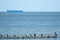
[0,12,60,40]
[0,38,60,40]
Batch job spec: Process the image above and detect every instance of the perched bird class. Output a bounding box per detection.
[55,32,58,36]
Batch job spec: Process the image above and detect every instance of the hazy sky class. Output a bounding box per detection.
[0,0,60,12]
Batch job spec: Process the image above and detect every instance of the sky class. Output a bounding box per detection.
[0,0,60,12]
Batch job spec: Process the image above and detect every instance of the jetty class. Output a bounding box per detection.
[0,32,58,39]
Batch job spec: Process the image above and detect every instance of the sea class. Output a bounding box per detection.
[0,12,60,40]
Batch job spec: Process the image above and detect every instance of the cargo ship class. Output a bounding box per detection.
[7,10,23,12]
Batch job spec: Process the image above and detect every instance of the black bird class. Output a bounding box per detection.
[0,34,2,38]
[34,34,36,36]
[40,33,43,38]
[55,32,58,36]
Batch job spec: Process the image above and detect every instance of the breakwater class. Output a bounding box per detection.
[0,32,58,39]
